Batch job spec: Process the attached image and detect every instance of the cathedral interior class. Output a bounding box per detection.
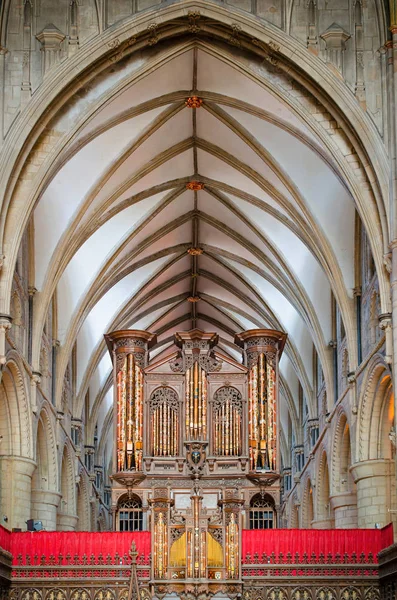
[0,0,397,598]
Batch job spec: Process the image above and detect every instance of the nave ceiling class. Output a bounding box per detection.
[23,35,368,465]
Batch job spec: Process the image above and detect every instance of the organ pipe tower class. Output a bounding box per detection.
[105,328,286,598]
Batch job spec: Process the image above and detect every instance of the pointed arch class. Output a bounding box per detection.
[301,478,314,529]
[331,410,355,495]
[357,354,393,462]
[76,469,91,531]
[32,407,58,492]
[315,450,334,528]
[57,441,77,530]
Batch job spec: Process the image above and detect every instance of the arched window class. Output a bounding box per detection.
[117,494,143,531]
[249,493,275,530]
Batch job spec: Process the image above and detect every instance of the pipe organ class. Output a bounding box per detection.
[106,328,286,598]
[150,387,179,456]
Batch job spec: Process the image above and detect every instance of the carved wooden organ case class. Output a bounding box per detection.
[105,328,286,591]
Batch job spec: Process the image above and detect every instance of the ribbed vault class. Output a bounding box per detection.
[22,33,374,467]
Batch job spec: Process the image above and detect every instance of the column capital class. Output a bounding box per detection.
[350,459,394,482]
[330,491,357,511]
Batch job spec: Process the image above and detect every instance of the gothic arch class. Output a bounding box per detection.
[301,477,314,529]
[0,356,32,458]
[331,410,355,494]
[32,407,58,492]
[357,354,392,461]
[58,441,77,523]
[315,450,333,527]
[77,469,91,531]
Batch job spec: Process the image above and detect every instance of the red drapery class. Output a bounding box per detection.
[1,526,393,566]
[10,531,151,565]
[0,525,11,553]
[241,525,393,563]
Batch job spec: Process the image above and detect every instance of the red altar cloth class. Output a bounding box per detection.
[241,524,394,563]
[10,531,151,565]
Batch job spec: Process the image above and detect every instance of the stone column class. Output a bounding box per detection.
[57,513,78,531]
[35,24,65,77]
[311,515,334,529]
[351,460,395,528]
[0,456,36,530]
[330,491,358,528]
[31,489,62,530]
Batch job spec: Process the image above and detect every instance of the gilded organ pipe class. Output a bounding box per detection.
[235,329,287,473]
[105,329,156,476]
[212,387,242,456]
[185,361,207,440]
[150,387,179,456]
[115,356,144,472]
[226,514,239,580]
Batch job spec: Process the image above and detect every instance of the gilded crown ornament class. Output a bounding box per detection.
[187,247,203,256]
[187,296,200,303]
[185,96,203,108]
[186,181,204,191]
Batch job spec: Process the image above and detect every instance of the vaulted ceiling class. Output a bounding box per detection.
[32,42,356,463]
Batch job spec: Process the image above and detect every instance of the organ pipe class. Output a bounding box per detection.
[185,362,207,440]
[116,355,143,471]
[212,387,242,456]
[235,329,287,473]
[105,329,156,475]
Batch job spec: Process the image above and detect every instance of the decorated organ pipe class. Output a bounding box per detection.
[105,330,156,474]
[174,330,219,442]
[235,329,287,473]
[150,387,179,456]
[212,387,242,456]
